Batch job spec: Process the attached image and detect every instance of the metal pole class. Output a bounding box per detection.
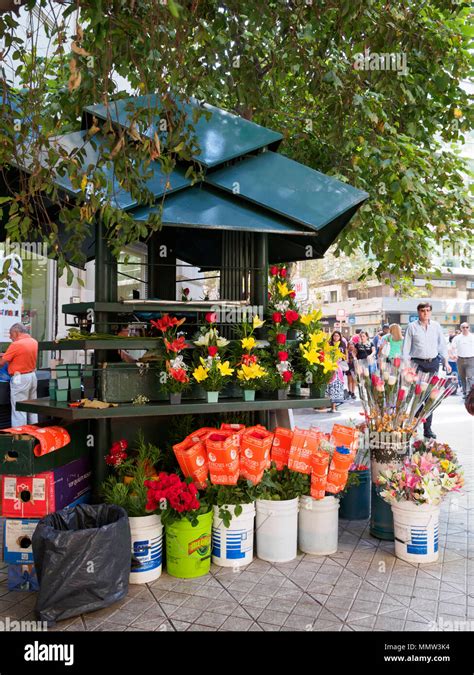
[253,232,268,311]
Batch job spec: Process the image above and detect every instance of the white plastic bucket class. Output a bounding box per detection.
[392,501,440,563]
[129,514,163,584]
[212,503,255,567]
[255,498,298,563]
[298,495,339,555]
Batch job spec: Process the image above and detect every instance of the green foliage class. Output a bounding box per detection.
[0,1,472,284]
[205,479,257,527]
[255,463,310,501]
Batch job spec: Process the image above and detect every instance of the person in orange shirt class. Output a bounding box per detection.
[0,323,38,426]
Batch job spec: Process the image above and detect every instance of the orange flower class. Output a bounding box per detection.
[164,336,187,353]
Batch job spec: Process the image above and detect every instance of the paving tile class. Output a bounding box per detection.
[194,611,227,628]
[182,595,213,610]
[159,591,191,606]
[404,620,431,631]
[284,614,314,630]
[266,598,298,613]
[350,599,380,615]
[241,605,264,620]
[437,603,467,619]
[93,622,127,631]
[187,623,217,631]
[346,615,376,629]
[248,622,264,631]
[259,621,286,632]
[171,620,191,631]
[374,615,406,630]
[258,609,290,626]
[240,593,271,609]
[292,602,322,619]
[219,616,253,631]
[311,619,344,631]
[168,606,203,622]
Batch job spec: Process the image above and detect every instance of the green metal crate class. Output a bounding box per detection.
[99,363,166,403]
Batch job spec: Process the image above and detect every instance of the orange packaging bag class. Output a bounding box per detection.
[271,427,293,470]
[326,448,352,494]
[288,428,321,474]
[173,438,209,489]
[220,423,246,431]
[206,432,240,485]
[330,424,359,455]
[240,428,274,485]
[310,449,330,499]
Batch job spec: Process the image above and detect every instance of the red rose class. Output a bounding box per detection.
[431,376,439,385]
[270,266,279,276]
[285,310,299,325]
[282,371,292,383]
[278,351,289,362]
[183,288,190,296]
[205,312,217,323]
[272,312,282,324]
[279,268,287,278]
[289,291,296,299]
[393,357,401,368]
[208,346,218,357]
[276,333,286,345]
[397,389,406,401]
[415,384,422,395]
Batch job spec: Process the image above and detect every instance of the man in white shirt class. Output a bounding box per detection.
[402,302,451,439]
[452,323,474,398]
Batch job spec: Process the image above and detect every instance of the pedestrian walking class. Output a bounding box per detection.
[452,323,474,398]
[373,323,390,357]
[353,331,376,374]
[0,323,38,426]
[447,334,460,394]
[325,331,346,412]
[379,323,403,363]
[402,303,451,439]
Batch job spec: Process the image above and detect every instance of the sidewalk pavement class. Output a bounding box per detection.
[0,395,472,632]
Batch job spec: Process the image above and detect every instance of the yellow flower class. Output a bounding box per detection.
[300,309,322,326]
[308,331,326,349]
[252,316,265,329]
[193,365,209,383]
[241,336,256,351]
[217,361,234,377]
[277,282,291,297]
[300,314,314,327]
[238,363,267,381]
[301,347,320,365]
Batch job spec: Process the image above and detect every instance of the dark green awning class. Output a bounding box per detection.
[83,96,283,168]
[205,151,369,231]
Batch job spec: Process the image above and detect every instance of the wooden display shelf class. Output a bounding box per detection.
[17,396,331,420]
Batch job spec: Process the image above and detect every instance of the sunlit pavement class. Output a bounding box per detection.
[0,395,472,632]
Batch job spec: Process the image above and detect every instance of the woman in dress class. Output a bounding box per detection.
[379,323,403,364]
[326,331,346,413]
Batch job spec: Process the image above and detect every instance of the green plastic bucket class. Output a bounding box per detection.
[165,511,212,578]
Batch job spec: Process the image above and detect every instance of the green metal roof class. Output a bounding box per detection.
[132,185,315,236]
[30,130,191,210]
[205,151,369,231]
[83,96,283,168]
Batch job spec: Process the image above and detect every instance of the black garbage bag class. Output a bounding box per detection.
[32,503,131,625]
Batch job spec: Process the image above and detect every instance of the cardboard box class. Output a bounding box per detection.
[7,564,39,591]
[0,421,90,475]
[0,455,92,517]
[3,492,91,564]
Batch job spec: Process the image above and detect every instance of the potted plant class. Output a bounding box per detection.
[253,463,310,562]
[339,462,371,520]
[231,315,267,401]
[152,313,189,403]
[101,434,163,584]
[192,353,234,403]
[377,451,463,563]
[299,329,341,398]
[145,472,212,579]
[206,479,257,567]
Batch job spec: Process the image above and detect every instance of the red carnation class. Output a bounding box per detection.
[208,346,218,357]
[272,312,282,324]
[282,371,292,383]
[270,266,279,276]
[279,268,287,278]
[278,351,289,362]
[276,333,286,345]
[205,312,217,324]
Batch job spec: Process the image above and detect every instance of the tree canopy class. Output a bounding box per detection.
[0,0,472,286]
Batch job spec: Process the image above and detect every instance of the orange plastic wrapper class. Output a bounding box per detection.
[240,428,274,485]
[330,424,359,455]
[288,428,321,474]
[310,449,330,500]
[326,449,353,494]
[173,438,209,489]
[206,431,240,485]
[220,423,246,431]
[0,425,71,457]
[271,427,293,470]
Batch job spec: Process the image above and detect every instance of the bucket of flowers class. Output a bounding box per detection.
[100,433,163,584]
[376,451,463,563]
[145,472,212,579]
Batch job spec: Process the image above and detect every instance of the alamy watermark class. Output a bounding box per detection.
[0,617,48,632]
[353,49,408,76]
[210,304,264,324]
[1,239,48,264]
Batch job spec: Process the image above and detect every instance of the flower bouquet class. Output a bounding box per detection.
[192,353,234,402]
[151,314,189,403]
[145,472,212,578]
[299,329,342,397]
[232,316,267,400]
